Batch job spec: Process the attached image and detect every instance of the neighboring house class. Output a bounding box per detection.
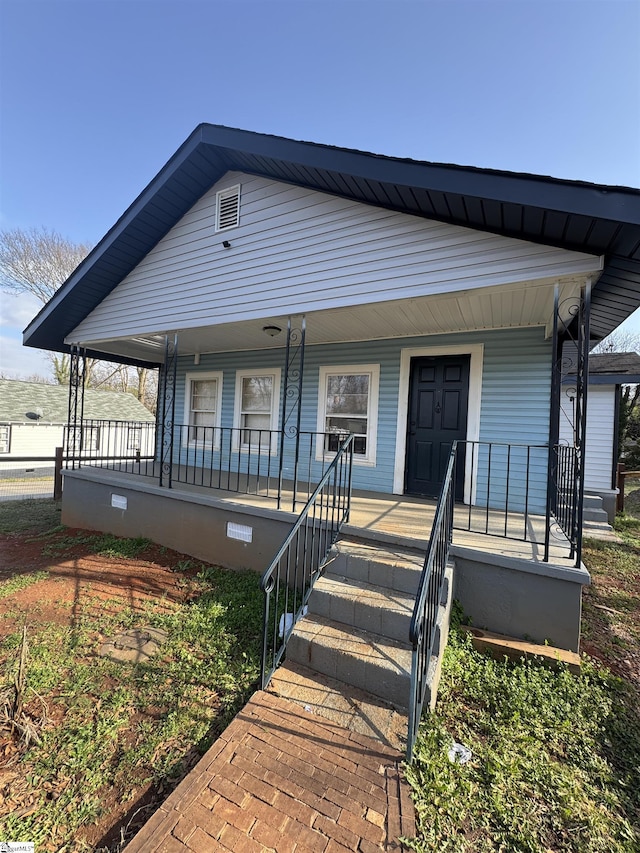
[560,352,640,522]
[0,379,155,473]
[21,126,640,673]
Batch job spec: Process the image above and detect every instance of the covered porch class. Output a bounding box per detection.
[60,460,589,655]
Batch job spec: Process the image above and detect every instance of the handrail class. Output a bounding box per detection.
[260,434,354,689]
[407,441,457,762]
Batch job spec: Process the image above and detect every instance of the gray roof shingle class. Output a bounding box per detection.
[0,380,155,424]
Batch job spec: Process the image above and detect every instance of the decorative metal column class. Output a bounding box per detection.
[544,281,591,566]
[278,316,306,510]
[159,334,178,488]
[66,345,86,470]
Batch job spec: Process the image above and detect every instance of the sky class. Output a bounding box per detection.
[1,0,639,379]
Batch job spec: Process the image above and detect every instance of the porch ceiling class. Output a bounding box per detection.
[82,274,585,363]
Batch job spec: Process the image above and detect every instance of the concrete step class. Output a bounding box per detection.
[583,494,605,510]
[582,494,613,528]
[287,613,412,709]
[582,507,611,524]
[328,537,424,594]
[310,572,414,643]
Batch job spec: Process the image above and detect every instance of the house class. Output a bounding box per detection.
[560,351,640,523]
[0,379,155,474]
[22,126,640,753]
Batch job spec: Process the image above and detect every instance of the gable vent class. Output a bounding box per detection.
[216,185,240,231]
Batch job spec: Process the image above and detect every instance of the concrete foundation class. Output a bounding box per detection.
[61,468,589,654]
[61,469,295,573]
[451,544,588,652]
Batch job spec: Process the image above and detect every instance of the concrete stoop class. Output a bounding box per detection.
[280,537,454,741]
[582,494,613,530]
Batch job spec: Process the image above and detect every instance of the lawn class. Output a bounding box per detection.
[0,500,264,851]
[405,479,640,852]
[1,489,639,852]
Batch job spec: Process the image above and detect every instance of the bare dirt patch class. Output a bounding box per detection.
[0,528,196,634]
[0,519,262,851]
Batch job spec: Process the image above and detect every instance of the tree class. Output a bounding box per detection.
[592,329,640,469]
[591,328,640,356]
[0,226,157,410]
[0,226,92,384]
[0,226,91,303]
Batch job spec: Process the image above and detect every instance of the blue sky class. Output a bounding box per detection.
[1,0,639,378]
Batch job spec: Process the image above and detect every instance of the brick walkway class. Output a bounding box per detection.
[123,690,415,852]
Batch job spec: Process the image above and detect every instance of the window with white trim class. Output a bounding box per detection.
[127,425,142,451]
[233,369,281,452]
[215,185,241,231]
[67,425,100,453]
[183,371,223,446]
[0,425,10,454]
[317,365,380,465]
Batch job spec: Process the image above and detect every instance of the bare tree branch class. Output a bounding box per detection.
[0,226,91,303]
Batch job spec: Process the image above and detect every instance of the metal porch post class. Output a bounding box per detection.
[574,280,591,567]
[159,334,178,489]
[66,345,86,471]
[278,316,306,511]
[544,281,591,567]
[544,286,561,562]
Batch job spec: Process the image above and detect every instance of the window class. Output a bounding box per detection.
[127,425,142,452]
[183,371,223,446]
[67,425,100,454]
[233,369,281,452]
[0,425,10,454]
[317,365,380,465]
[215,185,240,231]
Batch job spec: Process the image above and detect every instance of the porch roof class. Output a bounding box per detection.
[24,125,640,364]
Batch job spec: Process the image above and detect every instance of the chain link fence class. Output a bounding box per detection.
[0,454,61,502]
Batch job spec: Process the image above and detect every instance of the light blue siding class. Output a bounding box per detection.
[173,326,552,509]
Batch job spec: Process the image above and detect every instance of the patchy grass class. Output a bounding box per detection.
[0,570,49,600]
[41,532,152,559]
[406,488,640,852]
[405,627,639,852]
[0,498,62,535]
[0,536,264,851]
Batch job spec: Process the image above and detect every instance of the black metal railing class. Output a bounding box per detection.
[407,442,457,762]
[545,443,581,564]
[75,420,354,511]
[455,440,548,541]
[63,420,157,472]
[260,435,354,689]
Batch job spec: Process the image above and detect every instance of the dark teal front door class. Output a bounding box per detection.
[405,355,470,500]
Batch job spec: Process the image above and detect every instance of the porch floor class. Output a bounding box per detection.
[71,464,579,568]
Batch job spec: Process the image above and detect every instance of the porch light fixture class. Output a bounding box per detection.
[262,325,282,337]
[222,240,231,248]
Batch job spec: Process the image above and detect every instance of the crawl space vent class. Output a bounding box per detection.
[227,522,252,543]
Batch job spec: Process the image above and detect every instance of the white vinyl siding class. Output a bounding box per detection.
[68,173,601,345]
[183,371,223,446]
[316,365,380,465]
[232,369,281,452]
[560,385,616,491]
